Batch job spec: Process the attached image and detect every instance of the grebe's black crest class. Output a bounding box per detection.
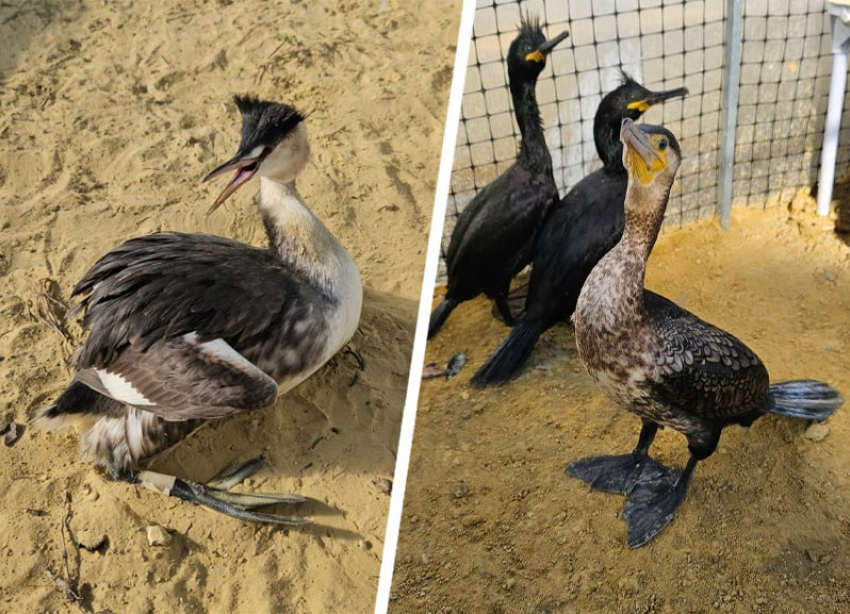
[233,95,305,153]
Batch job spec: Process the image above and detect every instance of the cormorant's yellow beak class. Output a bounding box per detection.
[626,100,651,112]
[525,30,570,63]
[621,119,665,185]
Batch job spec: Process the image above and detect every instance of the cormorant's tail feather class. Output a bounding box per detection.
[767,380,843,421]
[428,298,458,339]
[471,320,542,387]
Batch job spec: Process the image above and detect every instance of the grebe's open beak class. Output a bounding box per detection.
[203,148,267,215]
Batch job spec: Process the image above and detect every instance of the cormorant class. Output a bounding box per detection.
[36,96,363,524]
[567,118,842,547]
[428,17,569,338]
[472,72,687,386]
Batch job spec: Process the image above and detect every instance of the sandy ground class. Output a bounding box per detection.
[0,0,459,613]
[392,204,850,614]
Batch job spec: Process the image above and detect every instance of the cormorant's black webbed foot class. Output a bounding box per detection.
[109,455,310,526]
[567,421,662,494]
[622,456,697,548]
[567,452,667,494]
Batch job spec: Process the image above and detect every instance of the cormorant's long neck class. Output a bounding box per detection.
[510,76,550,171]
[586,179,669,327]
[594,111,626,171]
[612,181,669,300]
[258,178,354,293]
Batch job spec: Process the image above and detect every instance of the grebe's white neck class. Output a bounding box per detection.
[254,121,362,358]
[258,177,362,366]
[258,178,358,296]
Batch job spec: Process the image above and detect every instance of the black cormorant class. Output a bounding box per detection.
[428,17,569,338]
[36,96,363,524]
[472,72,687,386]
[567,119,842,548]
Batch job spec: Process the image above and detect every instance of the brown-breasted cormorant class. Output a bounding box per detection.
[36,96,363,525]
[567,118,842,547]
[472,73,687,386]
[428,17,569,338]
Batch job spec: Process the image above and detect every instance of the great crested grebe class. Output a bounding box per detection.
[37,96,362,524]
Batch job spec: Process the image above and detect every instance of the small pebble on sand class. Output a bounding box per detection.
[146,525,172,547]
[3,422,20,447]
[372,477,393,495]
[804,422,830,443]
[460,514,484,528]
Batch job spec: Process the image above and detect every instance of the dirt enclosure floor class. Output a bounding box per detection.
[392,205,850,614]
[0,0,459,613]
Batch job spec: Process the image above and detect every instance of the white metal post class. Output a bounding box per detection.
[717,0,744,230]
[817,5,850,216]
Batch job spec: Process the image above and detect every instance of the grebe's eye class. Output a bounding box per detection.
[658,138,668,151]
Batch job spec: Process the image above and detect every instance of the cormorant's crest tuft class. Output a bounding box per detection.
[519,12,543,37]
[232,95,305,153]
[618,68,638,87]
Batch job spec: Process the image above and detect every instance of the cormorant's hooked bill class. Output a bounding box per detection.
[525,30,570,62]
[625,84,690,112]
[620,118,662,168]
[525,29,569,63]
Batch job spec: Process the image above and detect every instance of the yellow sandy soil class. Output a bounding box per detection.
[392,204,850,614]
[0,0,459,612]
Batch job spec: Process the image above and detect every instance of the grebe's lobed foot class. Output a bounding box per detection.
[169,477,309,525]
[566,453,668,495]
[109,458,310,526]
[205,454,267,490]
[622,468,689,548]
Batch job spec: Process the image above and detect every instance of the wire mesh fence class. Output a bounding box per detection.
[441,0,850,279]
